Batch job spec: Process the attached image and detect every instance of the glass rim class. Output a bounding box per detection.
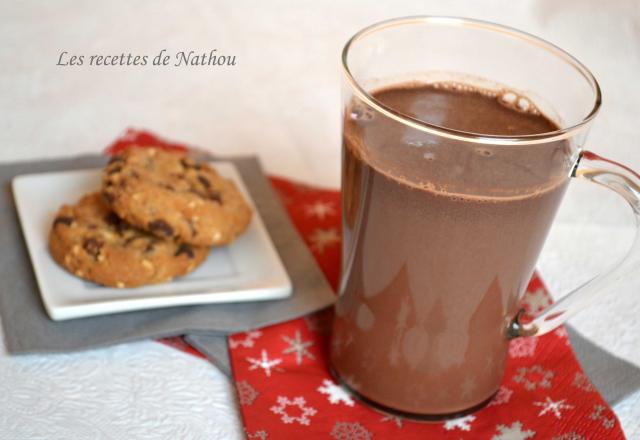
[341,16,602,146]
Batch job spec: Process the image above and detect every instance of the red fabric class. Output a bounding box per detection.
[107,129,624,440]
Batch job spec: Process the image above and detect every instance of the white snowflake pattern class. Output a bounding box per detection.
[229,330,263,349]
[444,414,475,431]
[492,421,536,440]
[555,327,571,346]
[308,228,340,253]
[513,365,554,390]
[523,287,552,313]
[281,331,315,365]
[304,314,321,332]
[236,380,259,406]
[552,432,586,440]
[317,379,355,407]
[330,421,373,440]
[590,404,616,429]
[270,396,317,426]
[304,310,332,334]
[380,414,403,428]
[246,350,283,377]
[533,396,574,419]
[555,327,568,338]
[509,337,538,358]
[488,386,513,407]
[246,429,268,439]
[572,372,595,392]
[305,201,336,220]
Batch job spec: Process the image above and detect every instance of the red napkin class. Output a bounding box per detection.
[108,129,624,440]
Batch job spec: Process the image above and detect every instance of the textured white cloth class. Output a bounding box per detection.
[0,317,244,439]
[1,0,638,438]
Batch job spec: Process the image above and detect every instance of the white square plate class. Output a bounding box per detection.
[12,162,292,321]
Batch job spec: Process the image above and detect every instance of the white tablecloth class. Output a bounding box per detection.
[1,1,638,438]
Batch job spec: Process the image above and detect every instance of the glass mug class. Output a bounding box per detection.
[330,16,640,419]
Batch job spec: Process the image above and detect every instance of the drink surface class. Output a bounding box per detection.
[333,82,569,415]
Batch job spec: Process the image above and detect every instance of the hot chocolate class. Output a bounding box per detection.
[332,83,569,415]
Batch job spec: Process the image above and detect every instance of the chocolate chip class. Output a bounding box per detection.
[102,191,115,204]
[160,183,175,191]
[187,220,198,237]
[104,212,129,233]
[107,165,122,175]
[197,175,210,188]
[188,187,221,203]
[180,158,201,170]
[148,219,174,237]
[174,244,195,259]
[53,216,74,227]
[104,212,120,226]
[208,191,222,203]
[145,239,157,253]
[189,189,206,198]
[83,237,103,260]
[108,156,124,165]
[130,170,140,179]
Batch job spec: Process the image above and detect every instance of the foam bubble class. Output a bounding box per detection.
[408,140,426,147]
[350,104,375,121]
[501,92,517,104]
[475,147,494,157]
[497,90,540,115]
[517,97,530,112]
[429,81,499,98]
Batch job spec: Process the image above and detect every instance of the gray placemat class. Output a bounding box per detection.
[567,325,640,405]
[0,154,335,353]
[185,333,233,376]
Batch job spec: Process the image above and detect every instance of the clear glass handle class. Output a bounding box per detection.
[509,150,640,338]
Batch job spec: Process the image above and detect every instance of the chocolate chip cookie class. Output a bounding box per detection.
[102,147,252,246]
[49,192,209,288]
